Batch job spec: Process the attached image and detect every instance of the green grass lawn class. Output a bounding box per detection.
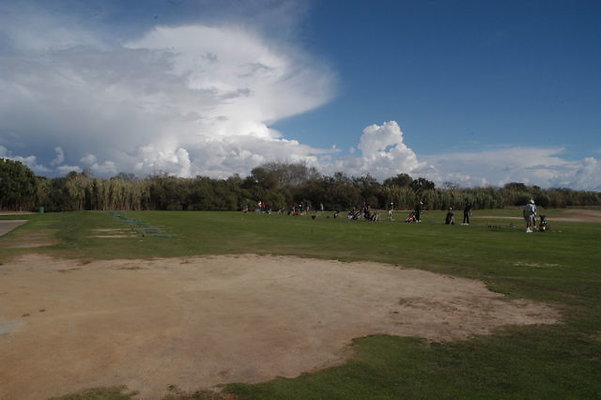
[1,209,600,399]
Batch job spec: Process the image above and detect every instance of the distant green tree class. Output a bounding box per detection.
[322,175,362,210]
[17,165,601,213]
[112,172,137,182]
[0,158,38,210]
[250,167,279,190]
[383,173,413,187]
[35,176,51,209]
[147,174,187,210]
[504,182,528,191]
[410,177,436,192]
[353,174,382,208]
[261,161,320,186]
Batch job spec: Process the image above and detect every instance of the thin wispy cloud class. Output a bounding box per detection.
[422,147,601,190]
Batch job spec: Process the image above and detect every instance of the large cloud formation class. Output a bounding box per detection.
[0,17,335,177]
[0,2,599,191]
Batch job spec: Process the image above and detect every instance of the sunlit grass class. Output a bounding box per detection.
[1,210,600,399]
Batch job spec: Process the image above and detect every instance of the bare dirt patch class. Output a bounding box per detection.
[2,229,58,248]
[554,208,601,223]
[0,220,58,248]
[87,234,135,239]
[0,254,560,400]
[474,208,601,223]
[88,228,136,239]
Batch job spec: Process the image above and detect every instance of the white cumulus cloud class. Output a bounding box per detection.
[0,6,335,178]
[50,147,65,166]
[325,122,601,191]
[326,121,427,180]
[558,157,601,191]
[0,146,50,174]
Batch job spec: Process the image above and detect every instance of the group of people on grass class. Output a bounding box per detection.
[396,198,547,233]
[346,202,379,222]
[444,199,547,232]
[409,200,471,226]
[248,198,547,233]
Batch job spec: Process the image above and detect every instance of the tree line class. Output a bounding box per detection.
[1,158,600,212]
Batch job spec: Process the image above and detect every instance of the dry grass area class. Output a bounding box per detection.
[0,219,59,248]
[474,208,601,223]
[554,208,601,223]
[2,229,58,248]
[88,228,136,239]
[0,254,559,400]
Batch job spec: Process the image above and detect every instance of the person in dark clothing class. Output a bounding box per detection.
[463,201,472,225]
[539,214,549,232]
[445,208,455,224]
[362,202,370,220]
[415,201,423,222]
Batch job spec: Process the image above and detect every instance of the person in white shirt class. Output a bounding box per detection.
[523,199,537,233]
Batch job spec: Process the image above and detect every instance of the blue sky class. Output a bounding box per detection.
[0,0,600,189]
[277,1,601,158]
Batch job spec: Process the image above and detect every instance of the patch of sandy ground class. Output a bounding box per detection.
[88,228,135,239]
[474,208,601,223]
[1,229,58,248]
[0,254,560,400]
[551,208,601,223]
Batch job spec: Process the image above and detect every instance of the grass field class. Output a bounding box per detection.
[1,209,600,399]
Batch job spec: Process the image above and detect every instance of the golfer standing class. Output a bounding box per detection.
[523,199,537,233]
[462,201,472,225]
[415,201,423,222]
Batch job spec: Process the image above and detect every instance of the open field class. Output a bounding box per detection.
[1,209,600,399]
